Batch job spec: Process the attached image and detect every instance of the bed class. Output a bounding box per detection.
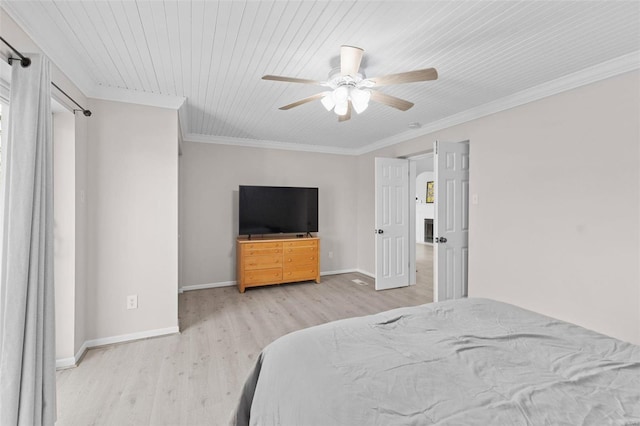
[232,298,640,425]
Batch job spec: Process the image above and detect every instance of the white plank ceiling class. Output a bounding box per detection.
[2,1,639,152]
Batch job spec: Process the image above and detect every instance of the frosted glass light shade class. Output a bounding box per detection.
[334,101,348,116]
[350,88,371,114]
[332,86,349,104]
[321,93,335,111]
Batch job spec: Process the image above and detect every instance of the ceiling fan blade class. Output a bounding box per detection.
[370,91,414,111]
[340,45,364,76]
[370,68,438,87]
[263,75,323,86]
[338,101,352,122]
[279,93,324,110]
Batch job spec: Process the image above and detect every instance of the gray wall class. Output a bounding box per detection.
[74,107,88,355]
[53,111,76,360]
[356,70,640,344]
[179,142,359,288]
[86,99,179,340]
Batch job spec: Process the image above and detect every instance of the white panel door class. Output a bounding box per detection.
[375,157,410,290]
[434,141,470,301]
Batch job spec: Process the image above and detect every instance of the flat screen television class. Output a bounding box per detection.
[239,186,319,236]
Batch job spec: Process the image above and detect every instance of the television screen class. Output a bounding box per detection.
[239,186,319,235]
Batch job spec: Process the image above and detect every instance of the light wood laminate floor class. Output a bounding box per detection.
[56,247,433,425]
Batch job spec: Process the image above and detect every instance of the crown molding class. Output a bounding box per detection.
[178,102,189,141]
[354,51,640,155]
[1,1,95,97]
[2,3,185,112]
[89,85,186,110]
[3,0,637,157]
[184,133,358,156]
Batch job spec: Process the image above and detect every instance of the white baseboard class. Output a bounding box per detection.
[55,356,76,369]
[355,269,375,279]
[179,281,236,293]
[56,326,179,370]
[179,272,368,290]
[320,269,358,276]
[84,326,180,348]
[56,340,89,370]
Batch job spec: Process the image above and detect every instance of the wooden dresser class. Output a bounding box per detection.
[236,237,320,293]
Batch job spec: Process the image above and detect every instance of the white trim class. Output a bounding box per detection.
[407,152,434,161]
[355,269,376,279]
[83,326,180,349]
[55,327,177,370]
[90,86,185,110]
[74,341,89,365]
[55,356,76,370]
[320,269,359,276]
[179,271,369,293]
[184,133,357,156]
[6,0,636,157]
[1,2,96,96]
[354,51,640,155]
[184,52,639,156]
[179,281,236,293]
[178,102,189,150]
[5,0,636,157]
[57,340,90,370]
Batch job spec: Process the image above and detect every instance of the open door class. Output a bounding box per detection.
[434,141,469,301]
[375,157,410,290]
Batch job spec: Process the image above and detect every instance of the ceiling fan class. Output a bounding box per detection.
[262,45,438,122]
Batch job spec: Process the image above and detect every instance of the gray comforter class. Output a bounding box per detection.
[232,298,640,425]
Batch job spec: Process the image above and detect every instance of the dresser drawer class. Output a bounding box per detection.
[283,239,318,248]
[243,247,282,257]
[284,246,318,255]
[283,253,318,269]
[244,268,282,285]
[241,242,283,251]
[244,255,281,270]
[282,268,317,282]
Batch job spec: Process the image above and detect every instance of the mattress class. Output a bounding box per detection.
[232,298,640,425]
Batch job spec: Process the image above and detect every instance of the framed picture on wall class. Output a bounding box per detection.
[426,181,434,203]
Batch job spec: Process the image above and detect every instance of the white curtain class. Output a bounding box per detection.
[0,54,56,425]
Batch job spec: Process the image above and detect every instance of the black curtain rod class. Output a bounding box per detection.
[0,35,92,117]
[51,82,91,117]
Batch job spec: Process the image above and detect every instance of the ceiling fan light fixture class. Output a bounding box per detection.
[264,45,438,122]
[321,92,335,111]
[332,86,349,104]
[334,100,349,116]
[350,88,371,114]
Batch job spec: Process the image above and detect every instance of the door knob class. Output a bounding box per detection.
[377,229,384,234]
[436,237,447,243]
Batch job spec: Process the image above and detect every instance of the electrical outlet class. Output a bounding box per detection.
[328,251,333,259]
[127,294,138,310]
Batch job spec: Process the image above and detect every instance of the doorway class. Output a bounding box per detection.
[410,153,435,300]
[374,141,469,302]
